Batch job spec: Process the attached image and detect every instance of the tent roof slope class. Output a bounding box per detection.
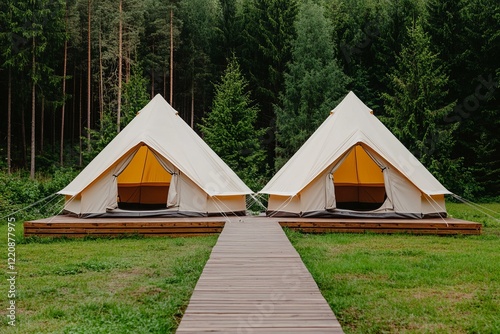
[59,94,252,197]
[260,91,451,196]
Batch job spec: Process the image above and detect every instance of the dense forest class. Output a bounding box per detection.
[0,0,499,200]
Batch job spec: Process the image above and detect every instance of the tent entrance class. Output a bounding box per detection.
[333,145,386,211]
[117,146,172,210]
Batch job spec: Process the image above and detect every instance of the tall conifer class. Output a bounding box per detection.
[275,0,349,170]
[200,58,267,191]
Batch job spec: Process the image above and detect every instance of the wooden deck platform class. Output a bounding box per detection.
[23,215,226,238]
[176,218,343,333]
[278,217,482,235]
[24,215,481,238]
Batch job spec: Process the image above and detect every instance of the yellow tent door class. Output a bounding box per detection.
[333,145,386,211]
[117,146,172,210]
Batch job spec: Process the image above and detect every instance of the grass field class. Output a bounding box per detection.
[288,202,500,333]
[1,231,217,333]
[1,202,498,333]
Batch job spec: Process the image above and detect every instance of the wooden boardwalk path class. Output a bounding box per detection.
[176,218,343,333]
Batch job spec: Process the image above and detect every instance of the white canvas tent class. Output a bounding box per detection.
[59,94,252,217]
[260,91,450,218]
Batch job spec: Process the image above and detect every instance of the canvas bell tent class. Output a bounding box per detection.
[260,91,451,218]
[58,94,252,217]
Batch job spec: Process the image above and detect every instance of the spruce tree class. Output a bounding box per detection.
[200,58,267,191]
[450,0,500,197]
[83,63,149,163]
[274,0,350,170]
[121,63,150,127]
[238,0,298,167]
[382,21,458,189]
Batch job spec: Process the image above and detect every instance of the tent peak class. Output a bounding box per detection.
[330,91,373,115]
[138,94,178,115]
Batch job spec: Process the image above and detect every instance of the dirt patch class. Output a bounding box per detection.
[332,273,389,281]
[411,288,475,302]
[132,286,165,298]
[403,321,465,334]
[105,267,150,294]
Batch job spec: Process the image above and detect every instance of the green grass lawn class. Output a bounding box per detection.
[287,202,500,333]
[1,229,217,333]
[1,202,498,333]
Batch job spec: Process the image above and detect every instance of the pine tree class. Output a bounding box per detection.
[0,0,18,173]
[177,0,219,126]
[371,0,422,116]
[450,0,500,197]
[200,58,267,191]
[238,0,298,168]
[214,0,239,67]
[239,0,297,119]
[274,0,350,170]
[381,21,458,189]
[7,0,66,176]
[142,0,170,98]
[83,63,149,163]
[121,63,150,127]
[425,0,466,101]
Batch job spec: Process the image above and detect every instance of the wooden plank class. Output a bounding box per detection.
[288,227,479,233]
[279,221,480,227]
[23,223,225,228]
[26,215,228,223]
[25,227,223,234]
[278,217,482,235]
[176,219,344,333]
[278,217,474,223]
[23,233,217,238]
[23,215,227,238]
[279,221,480,229]
[24,221,225,228]
[286,228,480,235]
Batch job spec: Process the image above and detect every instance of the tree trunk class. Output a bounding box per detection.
[59,37,68,167]
[163,68,167,98]
[79,71,83,166]
[87,0,91,152]
[117,0,123,132]
[30,37,36,179]
[7,67,12,174]
[52,104,56,152]
[151,44,155,98]
[40,96,44,154]
[60,8,68,166]
[151,68,155,98]
[169,7,174,105]
[99,25,104,125]
[71,65,76,156]
[191,81,194,128]
[126,49,130,83]
[21,105,26,166]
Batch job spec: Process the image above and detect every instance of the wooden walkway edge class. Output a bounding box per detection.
[278,217,481,235]
[176,218,344,333]
[23,215,225,237]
